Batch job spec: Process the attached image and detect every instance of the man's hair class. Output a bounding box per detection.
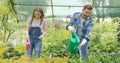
[83,4,92,10]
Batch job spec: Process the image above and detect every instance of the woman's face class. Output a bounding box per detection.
[34,11,41,18]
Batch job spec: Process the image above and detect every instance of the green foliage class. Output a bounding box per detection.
[113,17,120,41]
[0,19,120,62]
[0,41,8,58]
[0,2,16,42]
[86,21,119,63]
[42,29,70,57]
[2,47,24,59]
[0,56,68,63]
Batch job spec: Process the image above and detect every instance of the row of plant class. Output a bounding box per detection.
[0,21,120,63]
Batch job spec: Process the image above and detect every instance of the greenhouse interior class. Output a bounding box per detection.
[0,0,120,63]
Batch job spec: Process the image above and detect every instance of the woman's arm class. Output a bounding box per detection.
[39,19,46,39]
[26,17,32,38]
[42,20,46,36]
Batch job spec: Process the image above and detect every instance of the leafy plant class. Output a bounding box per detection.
[2,47,24,59]
[42,29,70,57]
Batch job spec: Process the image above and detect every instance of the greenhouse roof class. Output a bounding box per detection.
[12,0,120,21]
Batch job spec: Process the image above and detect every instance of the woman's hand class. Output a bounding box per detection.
[26,34,29,39]
[39,34,44,39]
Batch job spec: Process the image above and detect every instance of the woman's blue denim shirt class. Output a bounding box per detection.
[66,12,94,41]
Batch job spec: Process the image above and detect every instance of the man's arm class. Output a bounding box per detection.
[66,16,74,30]
[84,21,94,41]
[66,13,77,32]
[80,20,94,47]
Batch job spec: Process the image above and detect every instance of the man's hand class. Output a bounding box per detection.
[79,39,87,48]
[68,26,76,33]
[79,43,83,48]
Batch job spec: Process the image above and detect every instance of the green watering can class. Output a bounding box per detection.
[67,32,80,54]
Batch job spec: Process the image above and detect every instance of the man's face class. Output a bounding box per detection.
[82,9,92,19]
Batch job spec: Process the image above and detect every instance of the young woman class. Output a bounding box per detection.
[26,8,46,58]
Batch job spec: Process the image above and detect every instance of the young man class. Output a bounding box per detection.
[66,4,94,57]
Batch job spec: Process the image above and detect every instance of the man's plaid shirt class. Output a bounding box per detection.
[66,12,94,41]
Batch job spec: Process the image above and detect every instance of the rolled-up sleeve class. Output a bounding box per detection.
[66,14,75,30]
[66,12,80,30]
[84,21,94,41]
